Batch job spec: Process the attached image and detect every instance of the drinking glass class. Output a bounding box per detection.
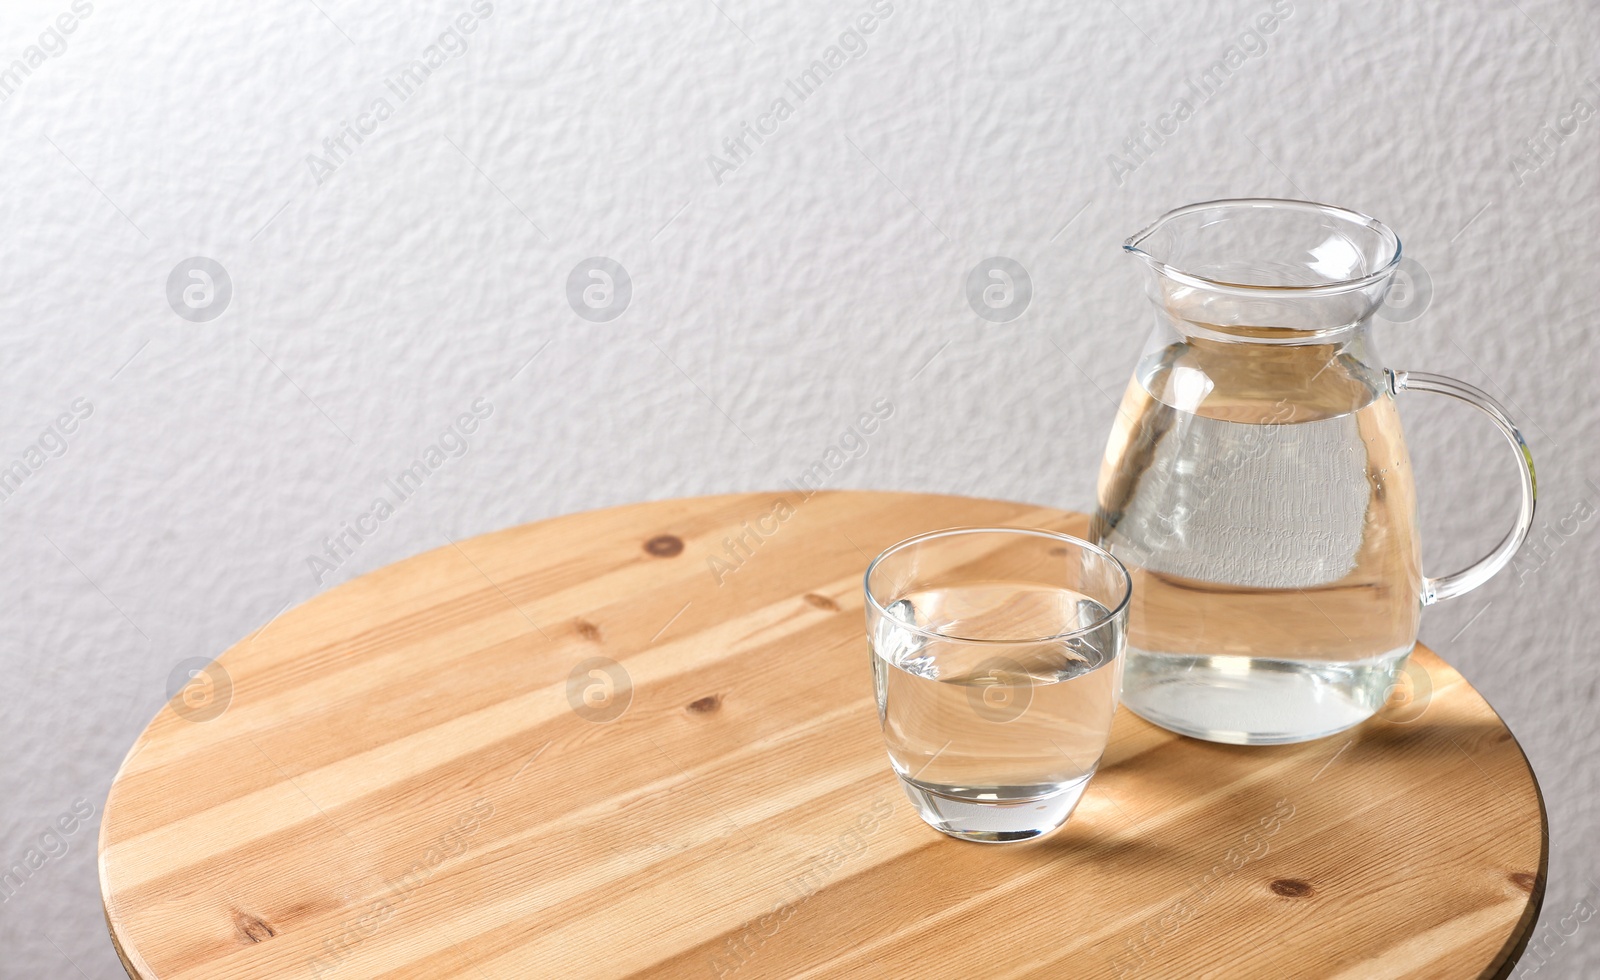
[865,528,1131,843]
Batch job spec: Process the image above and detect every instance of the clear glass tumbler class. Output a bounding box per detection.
[865,528,1131,843]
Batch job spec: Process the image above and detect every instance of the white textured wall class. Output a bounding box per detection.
[1,0,1596,975]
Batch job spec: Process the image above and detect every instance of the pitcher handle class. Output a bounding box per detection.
[1388,369,1538,605]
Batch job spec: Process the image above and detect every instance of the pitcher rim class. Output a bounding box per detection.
[1124,197,1403,297]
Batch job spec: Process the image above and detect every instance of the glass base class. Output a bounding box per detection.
[1123,701,1371,745]
[1120,648,1409,745]
[896,773,1092,843]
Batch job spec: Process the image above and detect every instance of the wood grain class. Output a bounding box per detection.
[98,491,1546,979]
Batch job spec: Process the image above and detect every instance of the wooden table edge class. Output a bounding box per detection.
[104,899,145,980]
[1481,697,1550,980]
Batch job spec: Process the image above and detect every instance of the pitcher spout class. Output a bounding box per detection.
[1124,198,1402,341]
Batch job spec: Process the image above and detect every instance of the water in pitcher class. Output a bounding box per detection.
[1092,335,1423,744]
[872,584,1121,839]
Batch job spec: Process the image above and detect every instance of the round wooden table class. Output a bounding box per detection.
[99,492,1546,979]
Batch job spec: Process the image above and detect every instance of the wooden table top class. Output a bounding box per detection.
[99,491,1546,979]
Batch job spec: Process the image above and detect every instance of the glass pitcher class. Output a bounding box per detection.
[1090,199,1536,745]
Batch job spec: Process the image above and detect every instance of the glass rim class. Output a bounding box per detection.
[862,526,1132,645]
[1123,197,1403,297]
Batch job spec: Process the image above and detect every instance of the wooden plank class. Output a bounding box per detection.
[98,491,1545,979]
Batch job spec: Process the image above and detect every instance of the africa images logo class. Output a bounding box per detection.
[0,1,95,104]
[304,1,496,186]
[966,258,1032,323]
[567,658,632,723]
[705,0,895,185]
[566,257,632,322]
[167,257,233,322]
